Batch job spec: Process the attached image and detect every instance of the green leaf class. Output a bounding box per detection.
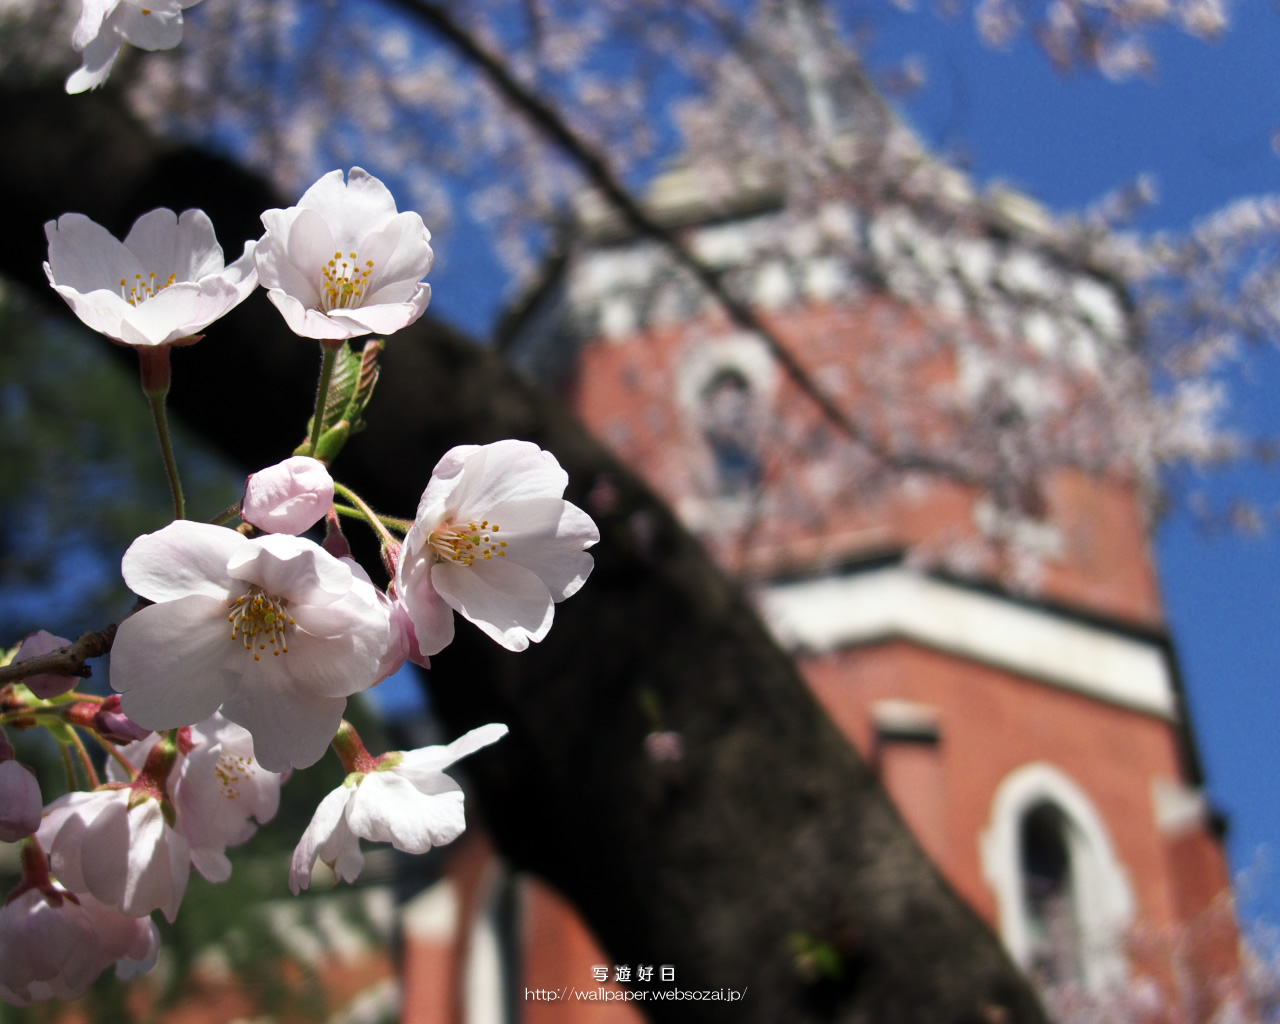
[341,339,384,437]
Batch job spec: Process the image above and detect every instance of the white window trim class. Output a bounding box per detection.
[980,762,1135,993]
[465,863,514,1024]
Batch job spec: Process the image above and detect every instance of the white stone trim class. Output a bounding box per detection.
[980,762,1134,992]
[675,331,779,415]
[465,865,512,1024]
[402,877,459,942]
[757,566,1176,718]
[1152,778,1209,837]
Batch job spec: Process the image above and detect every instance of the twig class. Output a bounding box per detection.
[0,625,119,687]
[385,0,983,484]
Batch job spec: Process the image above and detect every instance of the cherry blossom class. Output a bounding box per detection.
[174,715,284,882]
[109,521,391,772]
[66,0,207,94]
[290,723,508,894]
[109,714,285,883]
[254,167,433,341]
[242,456,335,535]
[10,630,75,699]
[43,208,257,348]
[397,440,599,654]
[37,788,190,922]
[0,886,158,1005]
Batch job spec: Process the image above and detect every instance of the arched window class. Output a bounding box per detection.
[1020,801,1083,986]
[700,367,760,496]
[981,763,1133,993]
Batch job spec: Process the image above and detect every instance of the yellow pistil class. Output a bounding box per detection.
[320,250,375,312]
[227,587,295,662]
[428,519,508,566]
[119,271,177,307]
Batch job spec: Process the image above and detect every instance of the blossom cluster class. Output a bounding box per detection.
[2,163,599,1004]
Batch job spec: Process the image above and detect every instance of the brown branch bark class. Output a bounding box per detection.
[0,625,118,686]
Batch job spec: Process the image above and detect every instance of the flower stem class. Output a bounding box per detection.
[68,729,100,789]
[308,342,341,458]
[134,345,186,523]
[209,503,242,526]
[57,741,75,793]
[88,730,139,781]
[146,389,185,521]
[332,482,402,547]
[332,503,411,534]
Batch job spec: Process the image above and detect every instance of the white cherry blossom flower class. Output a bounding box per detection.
[290,723,507,894]
[397,440,599,654]
[0,886,158,1005]
[255,167,433,341]
[44,208,257,348]
[108,714,285,883]
[37,788,190,922]
[66,0,206,94]
[175,715,284,882]
[242,456,335,535]
[110,521,391,772]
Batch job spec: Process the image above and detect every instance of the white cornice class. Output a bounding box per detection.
[757,567,1176,719]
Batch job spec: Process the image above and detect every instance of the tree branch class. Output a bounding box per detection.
[384,0,985,485]
[0,624,118,686]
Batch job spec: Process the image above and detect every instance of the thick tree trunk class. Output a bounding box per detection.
[5,84,1048,1024]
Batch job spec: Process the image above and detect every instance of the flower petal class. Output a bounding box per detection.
[112,596,240,730]
[347,772,465,854]
[45,213,143,294]
[122,521,242,602]
[394,723,509,782]
[397,553,455,656]
[431,557,554,652]
[226,532,352,603]
[113,4,184,49]
[123,207,224,283]
[218,678,347,772]
[487,497,599,600]
[362,214,433,304]
[297,167,399,249]
[264,288,360,340]
[290,785,355,894]
[326,286,431,336]
[441,441,571,522]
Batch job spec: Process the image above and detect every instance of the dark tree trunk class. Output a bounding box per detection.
[4,84,1047,1024]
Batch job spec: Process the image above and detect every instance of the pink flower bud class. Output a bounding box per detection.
[241,456,334,535]
[11,630,75,699]
[93,696,151,745]
[643,730,684,763]
[0,759,41,842]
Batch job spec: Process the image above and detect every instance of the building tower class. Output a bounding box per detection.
[403,99,1247,1024]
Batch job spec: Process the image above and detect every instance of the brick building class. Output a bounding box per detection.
[397,133,1248,1023]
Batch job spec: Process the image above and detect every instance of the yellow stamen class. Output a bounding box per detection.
[228,587,292,661]
[320,247,375,312]
[427,518,509,567]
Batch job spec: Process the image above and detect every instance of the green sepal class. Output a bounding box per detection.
[312,421,351,463]
[297,339,384,457]
[45,719,76,746]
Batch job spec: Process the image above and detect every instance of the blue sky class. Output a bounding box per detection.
[865,0,1280,923]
